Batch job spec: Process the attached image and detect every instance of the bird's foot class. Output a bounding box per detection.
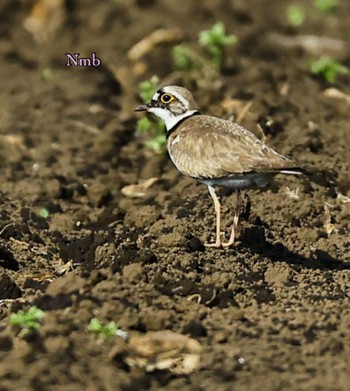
[221,224,239,248]
[221,240,237,248]
[204,241,222,248]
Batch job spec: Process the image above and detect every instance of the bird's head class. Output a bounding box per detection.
[135,85,200,131]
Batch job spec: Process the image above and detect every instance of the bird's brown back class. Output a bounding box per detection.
[167,115,298,179]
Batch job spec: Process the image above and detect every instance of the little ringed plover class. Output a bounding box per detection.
[135,85,303,248]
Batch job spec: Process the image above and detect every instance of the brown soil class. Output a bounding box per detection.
[1,0,350,390]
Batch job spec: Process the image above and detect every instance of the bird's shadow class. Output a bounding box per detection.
[238,225,350,271]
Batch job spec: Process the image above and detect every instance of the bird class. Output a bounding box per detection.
[134,85,304,248]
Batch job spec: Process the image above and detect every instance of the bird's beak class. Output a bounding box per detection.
[134,104,149,112]
[134,100,158,112]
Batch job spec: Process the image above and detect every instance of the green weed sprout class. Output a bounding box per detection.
[136,117,166,152]
[286,4,306,26]
[39,208,50,218]
[136,76,166,152]
[309,56,348,83]
[314,0,339,12]
[199,21,237,68]
[10,306,45,332]
[144,132,166,152]
[42,67,53,81]
[138,75,161,103]
[173,45,195,71]
[88,318,118,339]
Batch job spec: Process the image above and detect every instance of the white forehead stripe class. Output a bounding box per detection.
[152,91,161,101]
[160,87,189,109]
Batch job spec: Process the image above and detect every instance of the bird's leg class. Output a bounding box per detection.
[222,190,242,248]
[205,185,222,248]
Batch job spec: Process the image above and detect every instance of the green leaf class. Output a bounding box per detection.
[10,306,45,331]
[173,45,194,71]
[136,117,153,134]
[144,133,166,152]
[88,318,118,338]
[286,4,306,27]
[42,68,53,81]
[138,76,161,103]
[135,117,166,152]
[309,56,348,83]
[39,208,50,218]
[199,22,237,67]
[314,0,339,12]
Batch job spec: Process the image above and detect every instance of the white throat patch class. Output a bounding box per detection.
[148,107,198,131]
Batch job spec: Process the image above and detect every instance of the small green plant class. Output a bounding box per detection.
[138,75,161,103]
[143,131,166,152]
[137,76,166,152]
[10,306,45,332]
[88,318,118,339]
[136,117,166,152]
[309,56,348,83]
[39,208,50,218]
[173,45,195,71]
[286,4,306,26]
[42,67,53,81]
[314,0,339,12]
[199,21,237,68]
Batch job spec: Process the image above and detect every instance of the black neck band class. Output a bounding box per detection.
[166,111,201,139]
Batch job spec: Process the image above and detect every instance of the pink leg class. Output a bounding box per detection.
[222,190,242,247]
[205,186,222,248]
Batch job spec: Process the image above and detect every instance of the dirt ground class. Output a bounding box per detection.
[0,0,350,390]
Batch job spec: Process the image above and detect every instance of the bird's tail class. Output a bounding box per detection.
[280,167,306,176]
[281,166,336,188]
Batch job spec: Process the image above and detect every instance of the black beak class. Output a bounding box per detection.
[134,104,149,112]
[134,100,158,112]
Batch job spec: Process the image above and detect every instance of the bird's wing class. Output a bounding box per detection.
[168,115,297,179]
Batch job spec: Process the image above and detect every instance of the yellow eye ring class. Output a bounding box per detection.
[160,94,174,104]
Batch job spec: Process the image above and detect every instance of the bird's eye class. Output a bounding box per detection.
[160,94,174,104]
